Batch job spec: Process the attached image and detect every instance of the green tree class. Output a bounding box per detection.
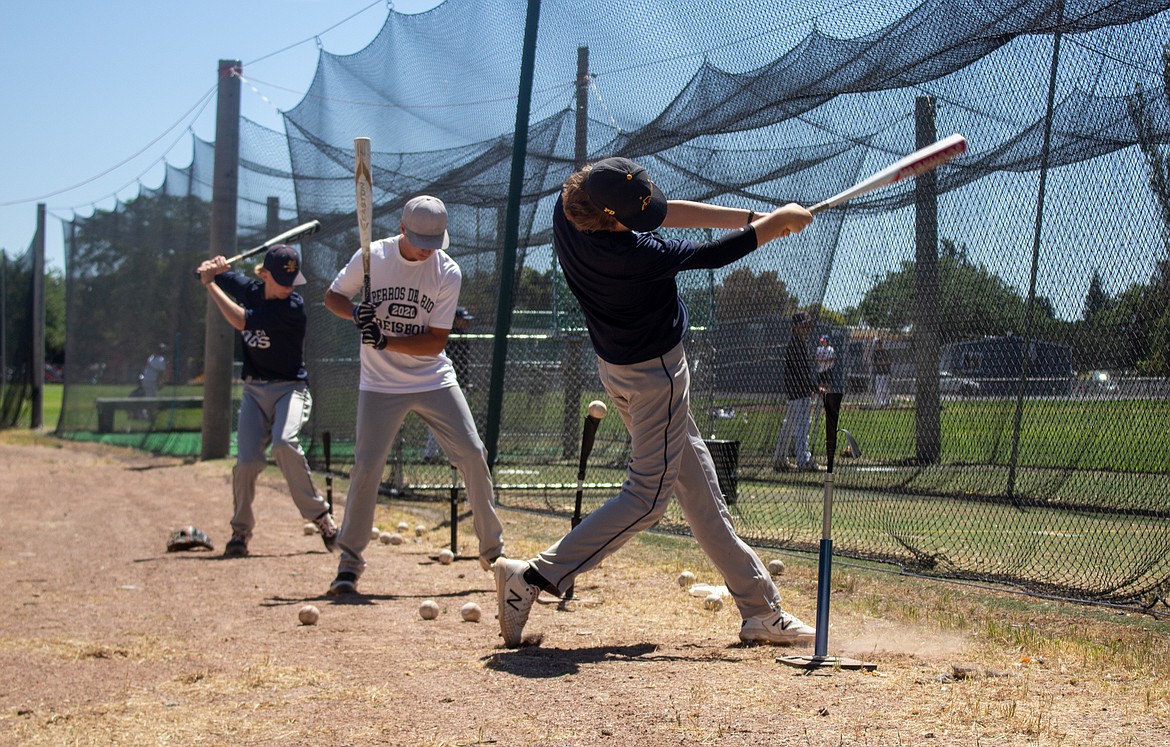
[45,268,65,365]
[68,193,211,382]
[1083,268,1109,321]
[857,239,1046,344]
[713,267,797,320]
[1124,53,1170,374]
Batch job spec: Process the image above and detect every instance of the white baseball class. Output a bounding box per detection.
[370,527,381,540]
[438,548,455,565]
[387,533,404,546]
[460,602,482,622]
[396,521,409,532]
[298,605,320,625]
[677,570,696,588]
[419,600,440,620]
[415,524,427,537]
[378,532,393,545]
[703,593,724,611]
[303,523,317,536]
[767,559,786,576]
[588,400,608,419]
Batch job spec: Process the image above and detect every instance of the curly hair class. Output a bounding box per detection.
[561,165,623,233]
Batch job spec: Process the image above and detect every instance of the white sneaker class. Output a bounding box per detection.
[495,558,539,647]
[739,610,816,645]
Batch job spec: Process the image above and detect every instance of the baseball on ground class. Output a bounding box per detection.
[396,521,409,532]
[298,605,320,625]
[419,600,440,620]
[588,400,608,419]
[460,602,482,622]
[378,532,393,545]
[415,524,427,537]
[767,559,786,576]
[438,548,455,565]
[386,533,404,545]
[303,522,317,535]
[703,593,724,611]
[370,526,381,541]
[677,570,696,588]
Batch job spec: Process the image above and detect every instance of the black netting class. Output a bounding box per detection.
[1,240,35,428]
[54,0,1170,610]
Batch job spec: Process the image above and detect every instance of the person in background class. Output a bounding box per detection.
[422,305,474,463]
[773,310,817,472]
[872,338,892,408]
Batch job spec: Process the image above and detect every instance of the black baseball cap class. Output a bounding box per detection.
[584,157,668,232]
[262,245,306,287]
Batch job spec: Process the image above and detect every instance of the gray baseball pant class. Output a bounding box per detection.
[231,381,330,539]
[528,341,783,619]
[335,385,504,578]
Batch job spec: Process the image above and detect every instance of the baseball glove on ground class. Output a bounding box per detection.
[166,525,214,552]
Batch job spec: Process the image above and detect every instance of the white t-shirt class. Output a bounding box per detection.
[330,235,461,394]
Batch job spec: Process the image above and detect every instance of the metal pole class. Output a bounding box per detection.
[484,0,542,468]
[31,203,45,429]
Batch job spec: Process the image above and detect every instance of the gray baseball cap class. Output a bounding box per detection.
[401,195,450,250]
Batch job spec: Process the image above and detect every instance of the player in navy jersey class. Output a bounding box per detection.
[494,157,817,648]
[198,244,337,558]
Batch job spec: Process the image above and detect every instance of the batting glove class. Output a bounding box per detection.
[360,322,388,350]
[352,302,378,328]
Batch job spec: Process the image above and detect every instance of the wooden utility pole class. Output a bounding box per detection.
[201,59,242,460]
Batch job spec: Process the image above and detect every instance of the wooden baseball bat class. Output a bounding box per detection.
[354,137,373,303]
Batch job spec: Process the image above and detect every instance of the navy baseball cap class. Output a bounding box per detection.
[584,157,668,232]
[262,245,306,287]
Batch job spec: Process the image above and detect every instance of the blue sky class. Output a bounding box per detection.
[0,0,442,270]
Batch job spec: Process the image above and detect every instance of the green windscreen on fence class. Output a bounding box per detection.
[56,0,1170,610]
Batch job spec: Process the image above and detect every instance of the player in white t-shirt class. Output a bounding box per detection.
[322,196,505,596]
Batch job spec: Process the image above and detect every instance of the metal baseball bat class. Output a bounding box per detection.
[354,137,373,303]
[809,134,967,214]
[563,401,607,602]
[192,220,321,276]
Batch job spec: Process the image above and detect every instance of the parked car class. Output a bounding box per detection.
[1088,370,1117,391]
[939,370,981,396]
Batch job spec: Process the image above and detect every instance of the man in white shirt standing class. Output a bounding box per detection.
[322,196,505,596]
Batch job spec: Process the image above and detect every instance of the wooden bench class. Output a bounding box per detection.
[95,396,206,433]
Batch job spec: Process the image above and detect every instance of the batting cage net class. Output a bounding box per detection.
[55,0,1170,611]
[1,241,37,429]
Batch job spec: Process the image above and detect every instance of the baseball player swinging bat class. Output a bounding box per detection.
[809,134,967,214]
[191,220,320,276]
[354,137,373,303]
[562,399,608,603]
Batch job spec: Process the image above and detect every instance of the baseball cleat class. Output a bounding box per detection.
[313,511,338,553]
[495,558,539,647]
[222,533,249,558]
[739,610,816,645]
[326,571,358,596]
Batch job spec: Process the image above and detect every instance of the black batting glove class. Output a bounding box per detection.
[360,322,388,350]
[352,302,378,328]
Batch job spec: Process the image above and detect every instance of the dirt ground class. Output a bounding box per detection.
[1,435,1168,746]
